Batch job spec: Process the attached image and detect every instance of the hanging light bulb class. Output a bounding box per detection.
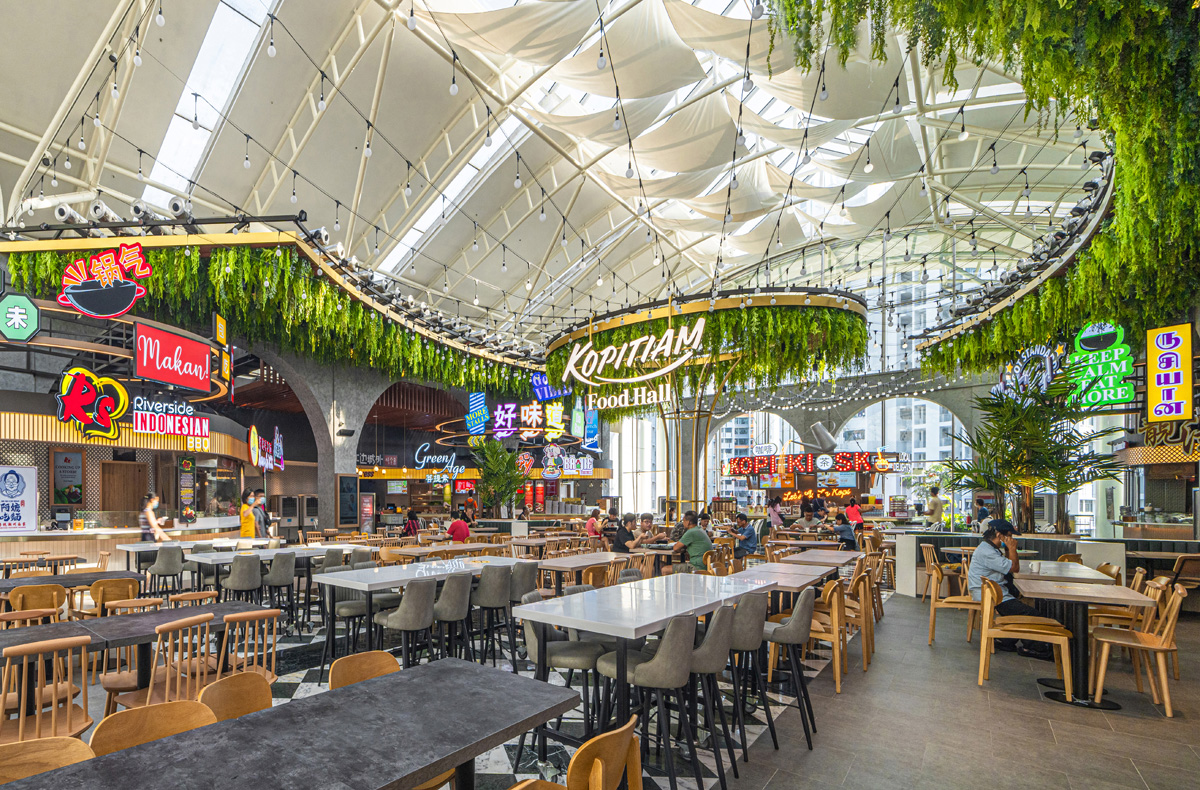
[752,1,765,20]
[1073,125,1082,139]
[267,35,276,58]
[92,111,100,128]
[919,180,928,197]
[990,161,999,175]
[597,48,606,70]
[819,81,828,101]
[407,6,417,30]
[596,274,603,287]
[364,137,372,158]
[133,47,142,67]
[743,74,754,92]
[736,129,746,147]
[77,127,85,151]
[864,158,874,174]
[612,110,621,131]
[539,206,546,222]
[561,231,567,247]
[525,278,532,291]
[317,76,326,111]
[405,180,412,198]
[957,110,969,141]
[776,236,783,249]
[473,294,479,306]
[801,150,811,165]
[625,163,634,179]
[155,2,164,27]
[443,279,449,293]
[334,202,341,232]
[725,209,733,223]
[449,75,458,96]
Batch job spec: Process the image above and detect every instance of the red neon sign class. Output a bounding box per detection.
[726,452,873,477]
[135,324,212,393]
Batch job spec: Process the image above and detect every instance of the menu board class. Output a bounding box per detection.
[51,450,84,505]
[178,456,196,523]
[386,479,409,495]
[359,493,375,532]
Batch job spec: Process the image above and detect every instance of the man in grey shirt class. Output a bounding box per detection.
[967,521,1055,656]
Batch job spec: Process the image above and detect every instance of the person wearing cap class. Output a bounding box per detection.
[967,520,1054,657]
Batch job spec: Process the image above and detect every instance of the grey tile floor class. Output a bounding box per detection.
[726,594,1200,790]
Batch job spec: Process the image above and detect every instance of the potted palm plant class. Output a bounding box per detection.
[472,440,528,518]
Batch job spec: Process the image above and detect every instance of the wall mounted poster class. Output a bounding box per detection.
[338,474,358,526]
[0,466,37,531]
[51,450,83,505]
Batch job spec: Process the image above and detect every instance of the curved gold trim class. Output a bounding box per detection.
[546,293,866,354]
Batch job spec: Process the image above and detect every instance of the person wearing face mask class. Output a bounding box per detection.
[253,489,270,539]
[239,489,257,539]
[140,492,169,542]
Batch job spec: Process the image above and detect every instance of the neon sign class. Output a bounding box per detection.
[57,242,152,319]
[724,451,875,476]
[131,396,210,439]
[1148,323,1194,422]
[55,367,129,440]
[414,442,464,484]
[248,425,284,471]
[1068,323,1133,407]
[560,318,705,387]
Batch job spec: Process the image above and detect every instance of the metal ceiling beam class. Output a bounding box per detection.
[343,15,396,247]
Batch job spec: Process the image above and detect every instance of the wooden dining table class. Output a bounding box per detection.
[538,551,622,595]
[7,659,577,790]
[779,550,864,568]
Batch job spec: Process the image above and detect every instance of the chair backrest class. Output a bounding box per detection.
[153,545,185,573]
[1128,566,1147,593]
[582,565,607,588]
[561,714,643,790]
[267,538,282,549]
[1095,563,1122,584]
[563,584,595,596]
[96,550,111,571]
[1170,554,1200,586]
[0,737,95,783]
[89,578,141,614]
[169,591,219,607]
[225,554,264,591]
[329,650,400,689]
[769,586,816,645]
[616,569,643,584]
[8,584,67,615]
[729,591,769,652]
[605,557,630,586]
[386,578,437,632]
[928,563,947,604]
[1151,583,1188,646]
[631,616,696,690]
[979,578,1003,632]
[106,597,164,614]
[690,604,736,673]
[350,547,372,565]
[320,547,345,570]
[1056,553,1083,564]
[217,609,280,679]
[920,543,937,567]
[198,671,273,722]
[434,572,474,622]
[148,612,214,703]
[510,561,540,602]
[0,635,91,742]
[89,700,217,756]
[264,552,296,585]
[6,570,50,580]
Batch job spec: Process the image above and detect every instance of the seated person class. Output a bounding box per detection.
[446,515,470,543]
[638,512,658,540]
[698,511,713,533]
[671,511,713,573]
[967,521,1054,657]
[811,496,828,520]
[730,512,758,559]
[823,513,858,550]
[614,512,665,553]
[793,507,822,530]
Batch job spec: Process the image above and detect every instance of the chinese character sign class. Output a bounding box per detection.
[57,242,152,319]
[0,293,40,343]
[1148,323,1194,423]
[0,466,37,532]
[520,402,544,440]
[544,401,565,440]
[493,402,518,438]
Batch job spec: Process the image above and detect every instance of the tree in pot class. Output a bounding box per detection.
[473,440,528,518]
[942,391,1023,530]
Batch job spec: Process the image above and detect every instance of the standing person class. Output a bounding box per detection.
[671,511,713,573]
[767,497,784,530]
[140,492,170,542]
[253,489,270,539]
[925,486,946,530]
[402,509,420,537]
[844,498,864,529]
[811,495,828,521]
[730,512,759,559]
[446,513,471,543]
[238,489,256,539]
[976,498,990,526]
[799,495,811,515]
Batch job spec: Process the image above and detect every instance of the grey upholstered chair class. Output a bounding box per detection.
[263,552,296,627]
[764,586,817,749]
[349,547,372,565]
[690,605,738,790]
[433,572,474,660]
[471,565,514,670]
[508,561,539,606]
[147,546,184,594]
[616,568,643,585]
[182,542,213,591]
[521,590,604,735]
[728,591,777,761]
[224,554,264,603]
[374,577,436,667]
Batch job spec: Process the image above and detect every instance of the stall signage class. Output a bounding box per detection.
[583,409,600,452]
[1147,323,1194,422]
[1068,323,1133,406]
[51,451,83,505]
[465,392,489,435]
[571,399,585,437]
[414,443,464,484]
[213,312,228,348]
[220,351,231,381]
[992,342,1063,401]
[55,366,129,440]
[0,466,37,531]
[562,452,595,477]
[535,480,545,513]
[386,479,409,495]
[561,318,705,386]
[453,479,475,493]
[542,444,565,479]
[359,493,375,532]
[0,292,40,343]
[724,451,874,476]
[357,453,398,467]
[178,456,196,523]
[135,324,212,393]
[751,443,778,457]
[493,399,566,441]
[531,372,570,402]
[131,396,210,439]
[248,425,284,471]
[57,242,152,319]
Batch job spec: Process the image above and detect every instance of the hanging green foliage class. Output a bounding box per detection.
[769,0,1200,374]
[544,304,868,420]
[6,244,533,396]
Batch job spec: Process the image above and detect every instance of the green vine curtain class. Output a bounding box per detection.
[769,0,1200,374]
[545,304,867,419]
[7,245,533,396]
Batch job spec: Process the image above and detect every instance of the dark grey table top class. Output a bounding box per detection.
[0,569,142,594]
[0,621,96,655]
[11,658,579,789]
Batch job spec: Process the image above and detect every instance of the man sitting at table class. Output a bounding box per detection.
[730,513,758,559]
[794,507,822,530]
[671,511,713,573]
[698,511,713,533]
[614,512,665,553]
[446,514,471,543]
[967,520,1054,658]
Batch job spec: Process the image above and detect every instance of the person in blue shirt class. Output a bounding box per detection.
[976,498,990,525]
[825,513,858,550]
[730,512,758,559]
[967,521,1056,657]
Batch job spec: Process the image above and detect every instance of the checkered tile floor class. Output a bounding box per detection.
[262,592,888,790]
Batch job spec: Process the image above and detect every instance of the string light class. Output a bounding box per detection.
[334,200,341,232]
[317,74,326,112]
[290,170,298,203]
[449,55,459,96]
[243,134,251,168]
[957,107,969,141]
[155,1,164,27]
[364,122,373,158]
[513,154,522,189]
[191,93,200,130]
[407,0,417,30]
[267,15,276,57]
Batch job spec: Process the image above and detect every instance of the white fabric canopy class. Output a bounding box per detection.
[809,118,923,182]
[591,165,723,200]
[548,0,705,99]
[662,0,793,76]
[416,1,597,67]
[626,93,744,173]
[797,179,929,240]
[754,59,908,121]
[523,94,673,148]
[680,159,782,222]
[763,163,868,204]
[725,208,809,255]
[726,94,855,154]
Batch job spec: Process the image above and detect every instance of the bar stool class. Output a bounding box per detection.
[374,578,437,667]
[727,591,777,761]
[223,555,265,604]
[763,586,817,750]
[521,590,604,733]
[262,552,297,630]
[349,547,372,565]
[146,546,184,595]
[181,543,213,591]
[471,565,515,669]
[433,572,475,660]
[689,604,738,790]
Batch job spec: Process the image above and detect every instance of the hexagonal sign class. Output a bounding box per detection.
[0,293,40,343]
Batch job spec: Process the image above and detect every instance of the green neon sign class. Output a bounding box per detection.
[1069,323,1134,406]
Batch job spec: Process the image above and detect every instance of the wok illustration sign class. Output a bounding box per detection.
[57,242,153,319]
[134,324,212,392]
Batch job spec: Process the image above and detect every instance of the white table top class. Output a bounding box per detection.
[779,550,863,567]
[727,566,837,592]
[315,556,527,592]
[512,574,775,640]
[1014,560,1115,584]
[115,538,272,553]
[186,544,377,565]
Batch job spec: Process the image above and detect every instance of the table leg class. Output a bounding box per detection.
[535,622,549,762]
[365,590,375,652]
[615,636,629,728]
[454,758,476,790]
[554,570,563,598]
[136,642,152,689]
[1040,600,1120,710]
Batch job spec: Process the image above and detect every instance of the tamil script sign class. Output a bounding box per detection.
[1148,323,1194,422]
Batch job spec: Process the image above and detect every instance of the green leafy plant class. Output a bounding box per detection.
[472,440,528,517]
[768,0,1200,372]
[6,245,532,396]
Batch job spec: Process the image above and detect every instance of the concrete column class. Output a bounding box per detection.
[252,347,395,531]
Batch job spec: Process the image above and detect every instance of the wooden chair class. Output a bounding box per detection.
[1089,567,1147,630]
[0,737,95,783]
[94,598,164,711]
[582,565,607,588]
[89,701,217,756]
[977,579,1073,700]
[379,546,410,566]
[604,557,630,587]
[927,564,980,645]
[329,650,399,689]
[1094,562,1122,585]
[114,612,215,709]
[1092,582,1187,716]
[73,578,140,620]
[169,591,220,607]
[0,584,67,630]
[630,553,655,580]
[1056,553,1083,564]
[507,715,641,790]
[1168,553,1200,591]
[0,571,51,613]
[843,572,875,669]
[0,635,92,743]
[805,580,846,693]
[215,609,280,681]
[198,671,273,721]
[920,544,960,600]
